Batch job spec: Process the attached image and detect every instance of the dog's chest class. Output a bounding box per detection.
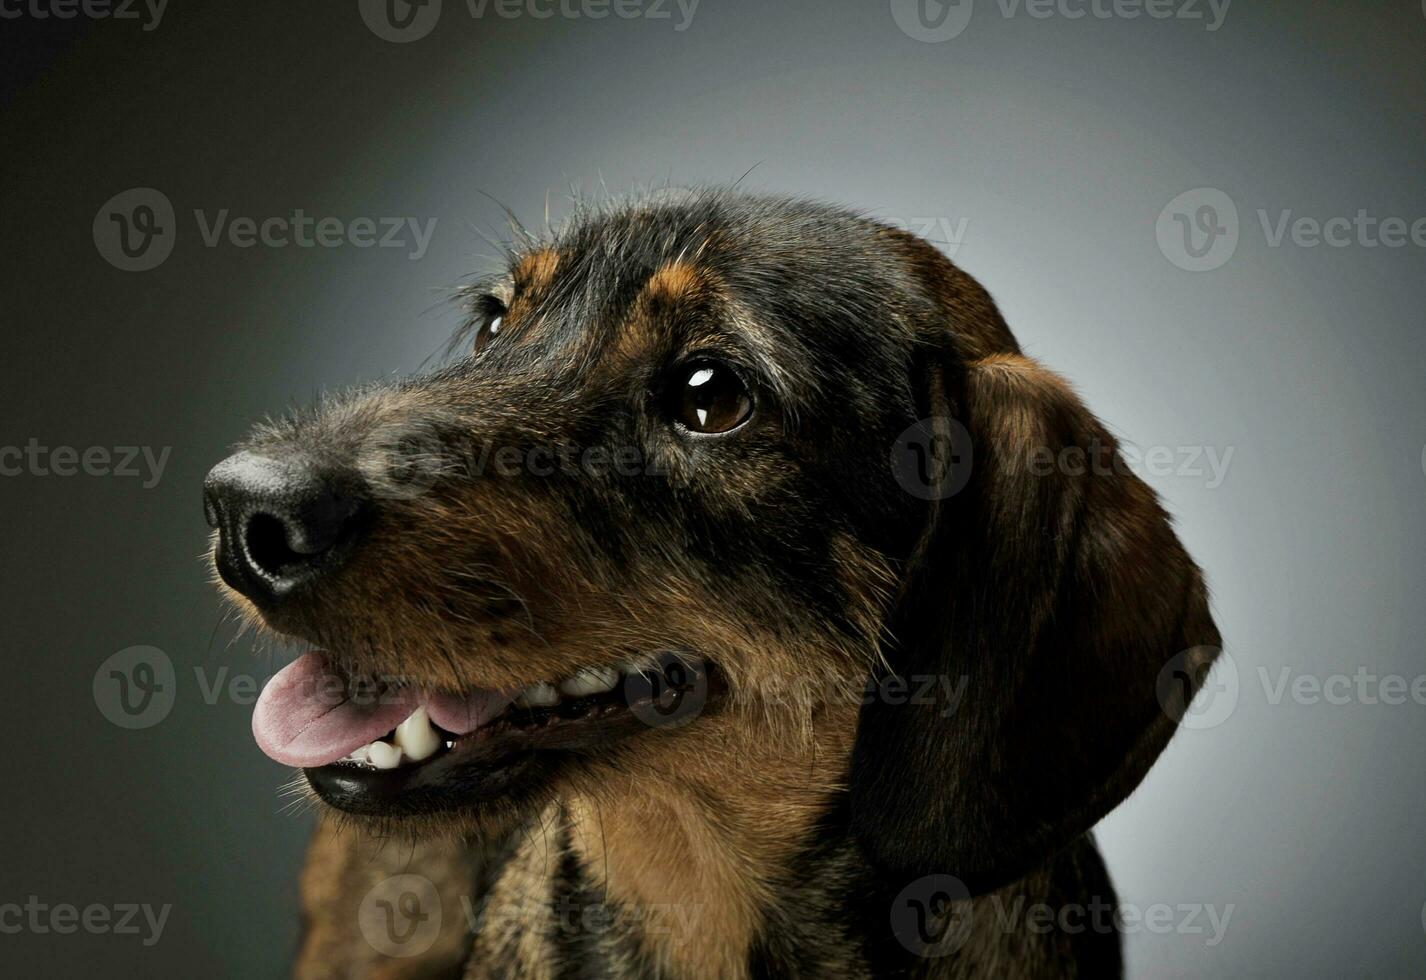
[459,805,878,980]
[460,810,663,979]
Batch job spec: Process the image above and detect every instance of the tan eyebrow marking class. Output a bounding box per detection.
[642,260,705,304]
[611,261,718,363]
[513,248,561,294]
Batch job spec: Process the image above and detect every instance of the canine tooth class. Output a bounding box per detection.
[559,667,619,698]
[367,740,404,770]
[515,682,560,707]
[394,706,440,762]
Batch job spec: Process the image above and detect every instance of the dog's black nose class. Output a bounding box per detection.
[204,451,370,606]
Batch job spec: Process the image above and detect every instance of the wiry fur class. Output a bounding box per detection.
[212,188,1221,978]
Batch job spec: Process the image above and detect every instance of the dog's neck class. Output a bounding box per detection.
[464,703,859,979]
[564,778,835,977]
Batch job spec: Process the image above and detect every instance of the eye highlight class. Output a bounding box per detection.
[662,359,754,435]
[471,297,507,354]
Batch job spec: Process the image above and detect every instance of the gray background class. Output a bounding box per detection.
[2,0,1423,976]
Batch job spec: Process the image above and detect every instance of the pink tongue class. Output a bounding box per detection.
[251,652,516,767]
[425,688,517,736]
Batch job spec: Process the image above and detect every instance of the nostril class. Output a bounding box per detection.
[243,513,304,579]
[205,449,370,604]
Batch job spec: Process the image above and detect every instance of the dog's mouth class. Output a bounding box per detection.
[252,651,722,816]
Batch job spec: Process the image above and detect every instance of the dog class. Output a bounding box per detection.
[204,189,1221,978]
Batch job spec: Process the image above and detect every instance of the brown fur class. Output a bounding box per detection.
[208,191,1220,978]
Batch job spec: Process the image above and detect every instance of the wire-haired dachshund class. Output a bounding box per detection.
[204,189,1221,979]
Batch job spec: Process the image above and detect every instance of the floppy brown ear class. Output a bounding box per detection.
[849,349,1221,895]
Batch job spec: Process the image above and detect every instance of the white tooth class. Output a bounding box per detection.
[559,667,619,698]
[515,682,560,707]
[367,740,404,770]
[394,706,441,762]
[341,745,369,765]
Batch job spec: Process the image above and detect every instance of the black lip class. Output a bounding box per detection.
[304,659,724,818]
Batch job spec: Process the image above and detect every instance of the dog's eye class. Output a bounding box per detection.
[664,360,753,435]
[472,299,507,353]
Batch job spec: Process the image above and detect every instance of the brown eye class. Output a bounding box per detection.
[665,360,753,435]
[472,299,506,353]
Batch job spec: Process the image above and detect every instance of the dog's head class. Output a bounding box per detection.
[207,190,1218,892]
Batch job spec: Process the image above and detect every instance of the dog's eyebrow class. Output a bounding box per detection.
[513,248,561,295]
[619,259,814,415]
[642,260,703,304]
[721,298,806,413]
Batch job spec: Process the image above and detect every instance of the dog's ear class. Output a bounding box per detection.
[850,276,1220,894]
